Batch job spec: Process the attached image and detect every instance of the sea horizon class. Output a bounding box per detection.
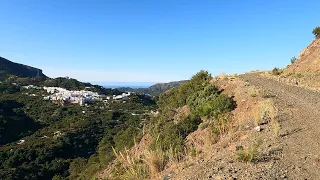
[91,82,159,89]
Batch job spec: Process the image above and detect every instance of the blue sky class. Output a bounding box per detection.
[0,0,319,84]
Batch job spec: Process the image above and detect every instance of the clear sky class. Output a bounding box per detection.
[0,0,319,84]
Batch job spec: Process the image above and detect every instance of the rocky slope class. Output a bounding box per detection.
[278,38,320,90]
[286,38,320,74]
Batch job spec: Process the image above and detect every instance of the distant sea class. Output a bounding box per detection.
[103,85,150,89]
[91,82,158,89]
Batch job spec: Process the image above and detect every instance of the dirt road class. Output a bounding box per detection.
[241,73,320,179]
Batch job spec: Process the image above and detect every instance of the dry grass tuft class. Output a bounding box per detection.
[247,86,259,97]
[236,140,261,162]
[144,149,167,179]
[252,99,281,137]
[253,99,277,126]
[112,147,149,180]
[272,120,281,137]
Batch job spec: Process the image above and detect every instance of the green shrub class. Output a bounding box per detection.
[290,56,297,64]
[236,141,260,162]
[312,26,320,39]
[150,121,184,153]
[153,71,235,157]
[198,121,209,130]
[272,67,282,76]
[189,147,197,157]
[296,73,303,78]
[187,84,235,118]
[236,149,255,162]
[150,115,201,154]
[157,70,212,113]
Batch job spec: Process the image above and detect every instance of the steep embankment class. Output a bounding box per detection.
[286,38,320,74]
[0,56,47,80]
[280,38,320,90]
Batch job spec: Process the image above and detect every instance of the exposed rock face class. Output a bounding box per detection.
[286,38,320,74]
[282,38,320,90]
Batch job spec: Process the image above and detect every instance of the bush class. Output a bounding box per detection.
[150,115,201,153]
[236,149,255,162]
[187,84,235,118]
[272,67,282,76]
[312,26,320,39]
[157,70,212,112]
[198,121,209,130]
[290,56,297,64]
[236,141,259,162]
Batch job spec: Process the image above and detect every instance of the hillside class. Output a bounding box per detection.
[286,38,320,74]
[275,38,320,90]
[0,77,156,179]
[0,56,47,80]
[258,37,320,91]
[117,80,187,96]
[0,58,160,180]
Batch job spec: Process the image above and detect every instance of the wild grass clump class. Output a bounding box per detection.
[236,149,255,162]
[247,86,259,97]
[189,147,198,157]
[111,147,149,180]
[253,99,277,126]
[236,141,260,162]
[253,99,280,138]
[144,148,168,179]
[272,120,280,137]
[209,114,232,136]
[111,144,175,180]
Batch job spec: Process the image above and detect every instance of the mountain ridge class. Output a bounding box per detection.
[0,56,47,80]
[117,80,187,96]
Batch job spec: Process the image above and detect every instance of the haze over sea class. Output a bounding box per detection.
[100,82,157,88]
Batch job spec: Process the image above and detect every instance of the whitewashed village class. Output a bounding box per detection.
[15,85,148,145]
[22,85,132,106]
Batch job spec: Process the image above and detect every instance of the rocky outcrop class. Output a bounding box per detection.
[286,38,320,74]
[281,38,320,90]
